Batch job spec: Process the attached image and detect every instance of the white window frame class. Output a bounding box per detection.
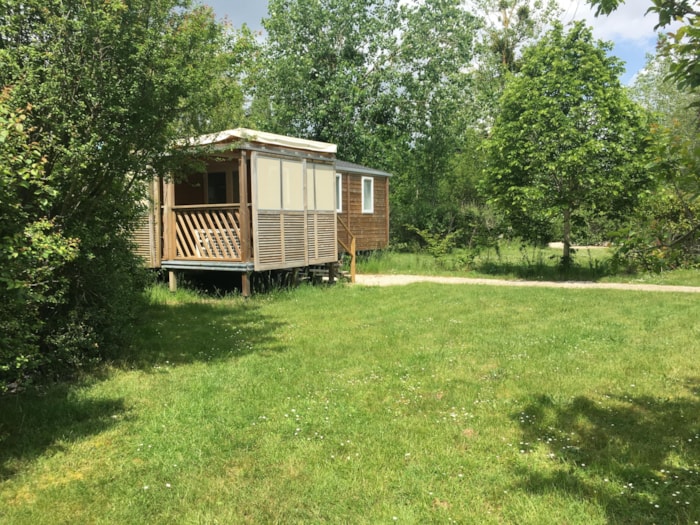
[335,173,342,212]
[361,176,374,214]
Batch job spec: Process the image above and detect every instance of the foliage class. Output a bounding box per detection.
[406,225,463,261]
[629,47,700,133]
[0,1,229,390]
[184,24,264,133]
[621,43,700,270]
[0,95,79,389]
[612,122,700,271]
[257,0,480,241]
[483,22,652,265]
[470,0,561,127]
[613,190,700,272]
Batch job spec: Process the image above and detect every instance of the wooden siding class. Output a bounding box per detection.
[254,210,337,270]
[338,173,389,251]
[133,212,158,268]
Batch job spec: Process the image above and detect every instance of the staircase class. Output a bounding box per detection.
[295,216,357,286]
[297,261,351,285]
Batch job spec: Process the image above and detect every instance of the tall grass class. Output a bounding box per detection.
[1,283,698,524]
[357,242,700,286]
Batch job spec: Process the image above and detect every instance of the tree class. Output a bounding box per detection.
[617,50,700,269]
[483,22,652,264]
[629,46,699,133]
[256,0,479,240]
[0,92,79,389]
[470,0,561,127]
[0,1,229,389]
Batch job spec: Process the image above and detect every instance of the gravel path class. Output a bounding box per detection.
[354,274,700,293]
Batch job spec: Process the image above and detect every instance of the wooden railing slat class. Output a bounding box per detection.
[169,205,244,262]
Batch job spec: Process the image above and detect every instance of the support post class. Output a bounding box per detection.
[168,270,177,293]
[163,178,176,260]
[350,237,356,283]
[239,152,251,263]
[241,272,251,298]
[327,262,336,284]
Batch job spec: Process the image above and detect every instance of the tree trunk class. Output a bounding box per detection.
[562,207,572,267]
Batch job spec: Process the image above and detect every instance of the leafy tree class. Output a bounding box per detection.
[471,0,561,127]
[629,47,699,131]
[0,92,79,389]
[256,0,480,241]
[483,22,652,264]
[615,46,700,270]
[184,25,264,133]
[0,1,229,389]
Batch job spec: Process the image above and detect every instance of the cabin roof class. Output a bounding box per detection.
[336,160,392,177]
[185,128,338,154]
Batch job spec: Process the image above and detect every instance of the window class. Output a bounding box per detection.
[362,176,374,214]
[207,172,227,204]
[335,173,342,212]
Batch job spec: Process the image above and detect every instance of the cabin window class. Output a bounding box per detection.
[207,172,227,204]
[362,176,374,214]
[232,168,241,204]
[335,173,342,212]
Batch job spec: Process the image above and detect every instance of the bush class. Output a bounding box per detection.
[612,190,700,272]
[0,98,80,390]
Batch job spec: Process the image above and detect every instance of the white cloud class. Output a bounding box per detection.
[558,0,658,43]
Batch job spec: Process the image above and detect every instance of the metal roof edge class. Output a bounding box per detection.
[335,159,392,177]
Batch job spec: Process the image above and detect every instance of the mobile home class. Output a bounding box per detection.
[134,129,390,294]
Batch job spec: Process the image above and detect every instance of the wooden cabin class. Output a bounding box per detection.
[133,129,391,295]
[335,160,391,252]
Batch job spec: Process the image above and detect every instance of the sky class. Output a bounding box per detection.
[203,0,661,85]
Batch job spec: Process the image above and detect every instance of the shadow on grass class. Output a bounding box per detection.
[512,379,700,524]
[115,297,288,370]
[1,292,287,482]
[0,385,125,481]
[474,248,615,282]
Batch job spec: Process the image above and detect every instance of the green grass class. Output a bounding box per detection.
[357,243,700,287]
[1,283,699,524]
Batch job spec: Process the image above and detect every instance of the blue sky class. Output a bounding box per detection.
[203,0,659,85]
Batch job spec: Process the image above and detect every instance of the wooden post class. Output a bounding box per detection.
[239,152,251,263]
[384,177,390,247]
[350,236,356,283]
[169,270,177,293]
[327,262,336,284]
[153,177,162,267]
[163,178,176,260]
[241,272,251,298]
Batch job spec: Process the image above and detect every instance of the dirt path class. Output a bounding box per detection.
[354,274,700,293]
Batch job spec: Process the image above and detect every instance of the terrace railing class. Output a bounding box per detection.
[169,205,243,261]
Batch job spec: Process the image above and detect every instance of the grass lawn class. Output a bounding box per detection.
[1,283,699,524]
[357,243,700,287]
